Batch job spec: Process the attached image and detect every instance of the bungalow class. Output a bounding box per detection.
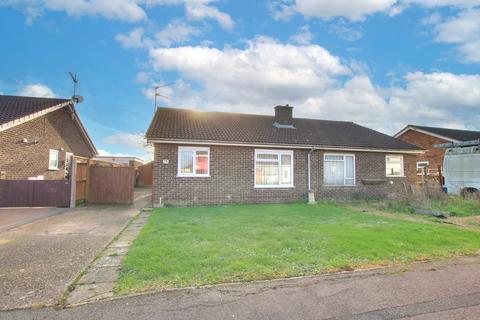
[146,105,422,206]
[395,125,480,182]
[0,94,97,181]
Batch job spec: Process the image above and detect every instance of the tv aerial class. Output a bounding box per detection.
[154,83,173,113]
[69,72,84,104]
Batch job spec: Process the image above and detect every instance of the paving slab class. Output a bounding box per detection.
[92,255,124,268]
[77,267,120,285]
[66,282,116,305]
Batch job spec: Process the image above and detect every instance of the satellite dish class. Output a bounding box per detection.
[72,95,84,103]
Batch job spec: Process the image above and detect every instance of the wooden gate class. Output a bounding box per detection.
[0,180,71,207]
[88,166,135,204]
[137,162,153,187]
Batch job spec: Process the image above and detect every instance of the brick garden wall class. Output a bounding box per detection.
[0,109,94,180]
[152,143,416,206]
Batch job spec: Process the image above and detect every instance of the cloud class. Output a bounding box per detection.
[17,84,56,98]
[154,20,201,46]
[102,132,153,159]
[328,20,364,41]
[294,0,397,21]
[432,9,480,63]
[115,27,148,48]
[289,25,313,45]
[185,1,234,30]
[268,0,296,21]
[2,0,147,23]
[144,37,480,134]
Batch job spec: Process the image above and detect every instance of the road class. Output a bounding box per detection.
[2,255,480,319]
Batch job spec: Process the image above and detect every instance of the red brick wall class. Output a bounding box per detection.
[152,143,416,206]
[0,108,94,180]
[397,130,449,182]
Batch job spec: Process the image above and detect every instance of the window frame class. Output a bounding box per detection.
[385,154,405,177]
[48,149,59,170]
[323,153,356,187]
[254,149,294,189]
[416,161,430,176]
[177,146,210,177]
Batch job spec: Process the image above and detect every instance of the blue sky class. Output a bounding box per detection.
[1,0,480,159]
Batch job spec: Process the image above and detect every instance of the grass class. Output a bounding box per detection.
[356,196,480,217]
[115,203,480,294]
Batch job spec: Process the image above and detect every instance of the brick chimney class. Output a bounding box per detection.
[274,104,293,126]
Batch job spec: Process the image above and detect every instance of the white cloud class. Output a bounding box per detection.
[185,1,234,30]
[115,27,148,48]
[17,84,56,98]
[432,9,480,63]
[155,20,201,46]
[102,132,153,159]
[294,0,397,21]
[289,25,313,45]
[143,37,480,133]
[2,0,147,23]
[268,0,296,21]
[328,20,364,41]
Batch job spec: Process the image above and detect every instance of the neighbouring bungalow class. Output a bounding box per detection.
[146,105,422,206]
[0,95,97,181]
[395,125,480,183]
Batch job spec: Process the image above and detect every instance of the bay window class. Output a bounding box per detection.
[255,150,293,188]
[177,146,210,177]
[386,155,404,177]
[324,154,355,186]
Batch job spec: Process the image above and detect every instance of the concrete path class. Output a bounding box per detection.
[0,195,150,310]
[2,255,480,319]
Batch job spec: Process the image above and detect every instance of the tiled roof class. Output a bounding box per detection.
[0,95,70,126]
[407,125,480,142]
[147,107,420,151]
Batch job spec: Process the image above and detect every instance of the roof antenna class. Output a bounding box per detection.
[69,72,84,103]
[154,83,173,114]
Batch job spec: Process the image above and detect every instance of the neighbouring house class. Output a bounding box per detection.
[395,125,480,183]
[146,105,422,206]
[92,156,145,167]
[0,95,97,181]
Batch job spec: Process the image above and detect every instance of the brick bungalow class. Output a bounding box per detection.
[395,125,480,182]
[146,105,422,206]
[0,95,97,180]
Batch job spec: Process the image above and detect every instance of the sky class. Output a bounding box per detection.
[1,0,480,160]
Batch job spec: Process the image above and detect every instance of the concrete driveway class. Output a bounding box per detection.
[0,194,150,310]
[0,207,69,232]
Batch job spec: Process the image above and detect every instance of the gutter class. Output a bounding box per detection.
[307,147,317,204]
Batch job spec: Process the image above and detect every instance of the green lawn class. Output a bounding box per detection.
[116,203,480,294]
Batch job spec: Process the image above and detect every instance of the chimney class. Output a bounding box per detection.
[274,104,294,126]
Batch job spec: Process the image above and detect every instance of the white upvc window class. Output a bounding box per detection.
[386,155,404,177]
[324,154,355,186]
[255,149,294,188]
[416,161,429,176]
[177,146,210,177]
[48,149,59,170]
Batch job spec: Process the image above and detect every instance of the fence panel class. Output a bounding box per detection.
[0,180,70,207]
[88,166,135,204]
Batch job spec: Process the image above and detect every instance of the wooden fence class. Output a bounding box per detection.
[73,156,135,205]
[88,166,135,204]
[0,180,71,207]
[137,162,153,187]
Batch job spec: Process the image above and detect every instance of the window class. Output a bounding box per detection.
[324,154,355,186]
[416,161,429,176]
[255,150,293,188]
[386,155,404,177]
[48,149,59,170]
[177,147,210,177]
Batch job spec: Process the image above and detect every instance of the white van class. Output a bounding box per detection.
[443,144,480,196]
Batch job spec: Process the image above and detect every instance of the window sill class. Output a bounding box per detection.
[48,168,59,171]
[323,185,357,188]
[254,185,295,189]
[177,175,210,178]
[386,176,406,178]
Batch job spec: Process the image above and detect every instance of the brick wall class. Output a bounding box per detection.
[397,130,449,182]
[152,143,416,206]
[0,108,94,180]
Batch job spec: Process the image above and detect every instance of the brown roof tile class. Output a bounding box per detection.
[147,107,420,151]
[0,95,70,126]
